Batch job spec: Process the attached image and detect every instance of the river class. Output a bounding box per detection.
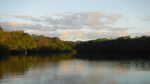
[0,54,150,84]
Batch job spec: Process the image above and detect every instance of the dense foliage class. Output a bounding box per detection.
[0,26,74,55]
[75,36,150,53]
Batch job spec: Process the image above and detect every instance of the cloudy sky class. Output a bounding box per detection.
[0,0,150,41]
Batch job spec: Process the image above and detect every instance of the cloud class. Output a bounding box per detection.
[58,29,129,41]
[0,21,29,31]
[0,12,129,41]
[129,32,150,38]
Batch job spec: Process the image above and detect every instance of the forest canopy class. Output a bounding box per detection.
[0,26,74,54]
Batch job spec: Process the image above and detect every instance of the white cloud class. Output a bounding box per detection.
[0,12,130,41]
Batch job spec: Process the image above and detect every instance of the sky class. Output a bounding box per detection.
[0,0,150,41]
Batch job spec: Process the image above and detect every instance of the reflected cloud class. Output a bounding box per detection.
[1,57,150,84]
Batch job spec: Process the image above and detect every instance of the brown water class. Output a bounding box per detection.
[0,54,150,84]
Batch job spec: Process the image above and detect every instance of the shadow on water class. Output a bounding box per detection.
[75,53,150,60]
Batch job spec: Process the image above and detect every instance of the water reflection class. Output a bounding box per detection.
[1,54,150,84]
[0,53,74,80]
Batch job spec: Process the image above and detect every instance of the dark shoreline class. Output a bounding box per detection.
[1,51,150,60]
[75,52,150,60]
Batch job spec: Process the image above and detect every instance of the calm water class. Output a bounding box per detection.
[0,54,150,84]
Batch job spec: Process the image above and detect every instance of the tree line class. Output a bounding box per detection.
[0,26,74,55]
[0,26,150,56]
[74,36,150,53]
